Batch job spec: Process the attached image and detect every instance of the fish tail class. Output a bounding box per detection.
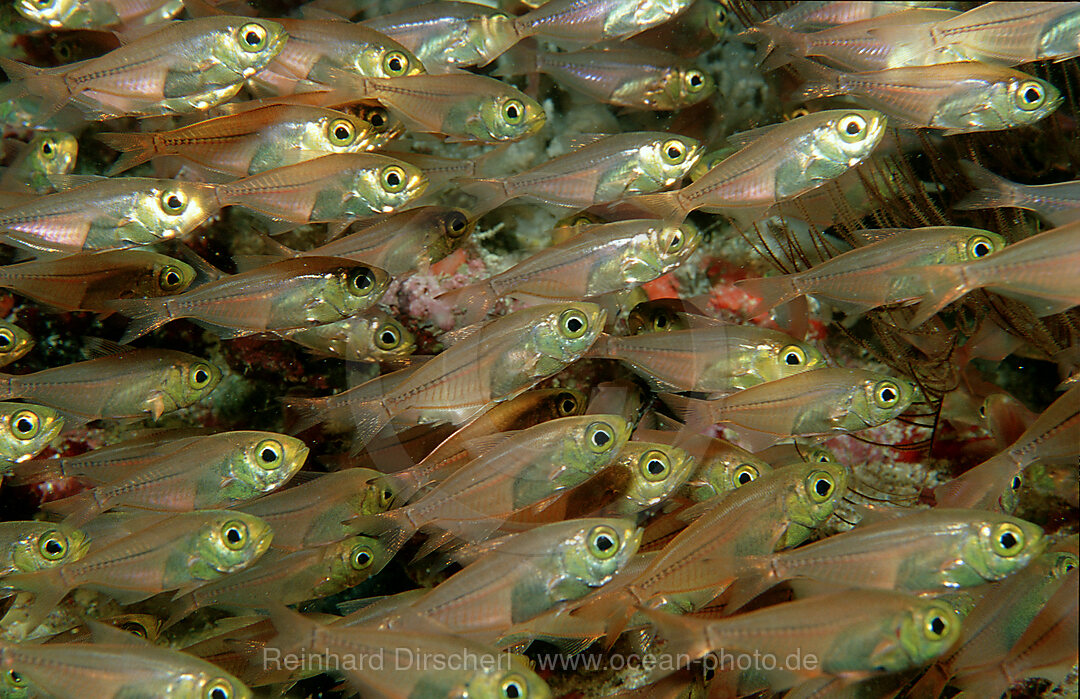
[906,264,974,329]
[41,489,104,526]
[639,608,703,672]
[735,274,799,315]
[435,282,497,325]
[265,604,323,658]
[790,58,842,101]
[954,161,1022,211]
[658,393,716,429]
[627,192,687,222]
[739,25,798,71]
[1,569,72,635]
[281,395,343,433]
[105,297,174,343]
[96,132,159,175]
[0,59,73,125]
[456,178,512,215]
[583,332,616,359]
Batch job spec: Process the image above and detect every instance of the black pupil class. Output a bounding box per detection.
[383,489,393,500]
[386,171,401,186]
[167,195,181,209]
[211,688,228,699]
[815,478,831,497]
[260,448,276,463]
[226,528,242,544]
[1012,476,1022,489]
[689,73,702,87]
[667,146,680,159]
[165,271,179,285]
[647,459,664,475]
[561,399,575,413]
[505,684,521,699]
[929,617,945,636]
[195,369,208,383]
[355,272,373,290]
[381,330,396,344]
[592,430,610,447]
[336,126,349,140]
[389,56,402,71]
[451,217,465,231]
[42,142,52,154]
[881,388,896,402]
[566,316,583,333]
[1000,531,1017,549]
[656,315,667,328]
[370,113,385,126]
[785,352,800,365]
[738,472,752,484]
[245,31,260,45]
[1024,87,1039,103]
[45,539,62,554]
[595,535,613,552]
[506,104,519,119]
[357,551,371,564]
[16,418,32,433]
[846,120,861,135]
[974,242,989,256]
[0,336,11,349]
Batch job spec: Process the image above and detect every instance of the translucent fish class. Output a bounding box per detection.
[0,522,88,577]
[512,0,695,44]
[0,131,78,193]
[287,310,416,363]
[0,250,196,313]
[629,109,886,222]
[0,16,288,121]
[764,1,937,31]
[588,324,825,393]
[632,429,774,502]
[98,104,378,177]
[0,177,220,252]
[15,0,182,28]
[955,160,1080,227]
[0,402,64,463]
[0,322,33,368]
[0,347,221,420]
[794,59,1062,134]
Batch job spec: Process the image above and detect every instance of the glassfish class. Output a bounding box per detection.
[955,160,1080,227]
[15,0,182,28]
[287,310,416,363]
[0,322,33,368]
[0,522,88,577]
[0,131,78,193]
[0,402,64,464]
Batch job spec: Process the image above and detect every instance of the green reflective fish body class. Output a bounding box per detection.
[594,441,696,516]
[361,2,519,72]
[0,249,196,313]
[514,47,714,110]
[285,302,606,446]
[0,402,64,462]
[0,177,220,252]
[647,590,961,691]
[108,256,391,342]
[0,132,78,193]
[0,348,221,420]
[736,226,1008,315]
[0,638,252,699]
[287,310,416,362]
[629,109,887,221]
[0,522,88,577]
[589,324,825,393]
[99,104,377,177]
[236,468,400,551]
[513,0,695,43]
[460,132,704,212]
[216,153,427,223]
[634,429,773,502]
[955,161,1080,227]
[298,206,473,275]
[0,16,288,120]
[360,519,641,641]
[795,60,1062,134]
[42,431,309,522]
[0,322,33,368]
[666,368,919,445]
[15,0,181,28]
[765,1,942,31]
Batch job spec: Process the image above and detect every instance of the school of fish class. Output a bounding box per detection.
[0,0,1075,698]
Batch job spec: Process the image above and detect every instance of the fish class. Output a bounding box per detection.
[0,402,64,463]
[0,322,33,368]
[512,0,695,44]
[0,345,221,420]
[0,131,79,193]
[107,256,391,342]
[954,160,1080,226]
[633,428,774,503]
[98,104,379,177]
[0,250,196,313]
[0,16,288,121]
[14,0,182,28]
[287,310,416,363]
[0,522,89,577]
[763,1,937,32]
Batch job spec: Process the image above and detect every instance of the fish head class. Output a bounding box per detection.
[532,302,607,363]
[465,654,551,699]
[0,402,64,462]
[324,262,392,318]
[369,314,417,360]
[133,254,196,298]
[764,334,826,382]
[233,432,310,492]
[852,373,919,428]
[11,523,89,573]
[311,112,379,154]
[782,461,849,542]
[950,227,1008,263]
[325,535,391,591]
[14,0,76,27]
[221,19,289,77]
[352,158,428,213]
[194,512,274,576]
[641,134,705,188]
[623,443,696,508]
[562,518,642,587]
[673,64,716,107]
[352,105,406,146]
[165,357,223,411]
[558,414,633,474]
[1046,549,1079,580]
[26,131,78,177]
[814,109,887,168]
[353,41,426,79]
[475,92,546,142]
[989,75,1063,130]
[137,181,220,242]
[964,514,1047,582]
[0,322,33,367]
[893,598,962,669]
[183,672,253,699]
[429,207,474,258]
[692,452,772,501]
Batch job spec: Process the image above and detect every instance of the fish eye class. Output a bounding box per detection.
[363,107,388,129]
[503,98,525,125]
[352,544,374,569]
[661,139,687,164]
[684,69,707,93]
[1015,80,1046,111]
[587,524,620,559]
[445,211,469,236]
[327,118,357,146]
[221,520,249,550]
[1054,553,1077,577]
[991,522,1025,557]
[204,678,233,699]
[806,470,836,502]
[382,50,410,77]
[375,323,401,350]
[159,188,188,215]
[641,450,671,482]
[40,138,56,157]
[966,234,996,259]
[190,363,213,389]
[787,106,811,120]
[558,308,589,338]
[501,675,527,699]
[381,165,407,192]
[120,620,149,637]
[1011,475,1022,490]
[779,344,806,366]
[653,313,670,330]
[922,607,953,641]
[557,392,578,416]
[349,267,377,296]
[11,409,40,439]
[809,447,834,463]
[38,530,68,560]
[663,227,684,254]
[158,265,186,292]
[0,328,15,351]
[239,22,269,52]
[734,464,758,486]
[837,113,868,142]
[586,422,614,451]
[254,439,284,469]
[873,380,901,408]
[4,670,24,688]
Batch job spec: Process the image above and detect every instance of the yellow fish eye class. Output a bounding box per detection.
[662,226,684,254]
[11,409,40,439]
[922,606,954,641]
[254,439,284,469]
[239,22,269,53]
[585,421,615,452]
[779,344,807,366]
[204,677,233,699]
[375,323,401,350]
[0,328,15,351]
[587,524,620,560]
[189,363,214,389]
[991,522,1025,557]
[361,106,389,130]
[39,137,57,158]
[556,391,579,416]
[806,470,836,503]
[558,308,589,338]
[351,544,375,569]
[733,464,758,486]
[500,674,528,699]
[1015,80,1046,111]
[159,188,188,215]
[1054,553,1077,577]
[4,670,25,689]
[684,69,707,93]
[837,113,868,142]
[327,118,357,147]
[158,265,186,292]
[503,98,525,125]
[445,210,470,236]
[966,234,996,259]
[787,106,812,120]
[382,50,410,77]
[381,165,407,193]
[349,267,377,296]
[873,380,901,408]
[641,450,671,482]
[807,447,834,463]
[661,139,687,164]
[221,520,249,550]
[38,530,68,560]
